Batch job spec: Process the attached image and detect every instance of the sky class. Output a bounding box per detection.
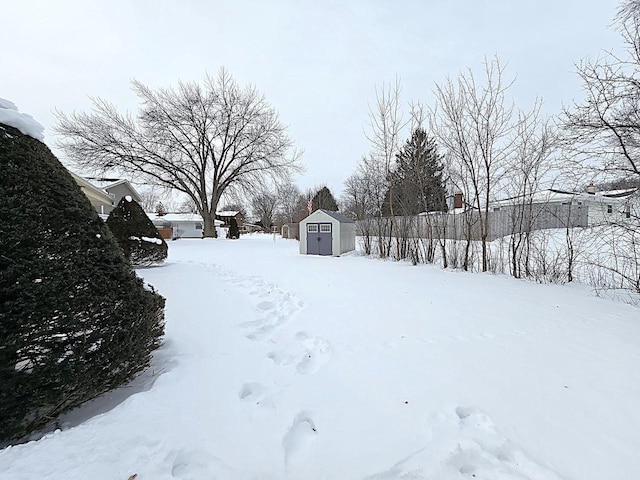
[2,0,623,198]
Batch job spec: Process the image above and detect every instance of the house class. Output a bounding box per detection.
[240,223,263,234]
[70,172,114,216]
[147,213,223,239]
[299,210,356,256]
[215,210,244,228]
[410,186,637,242]
[490,186,637,227]
[87,178,142,207]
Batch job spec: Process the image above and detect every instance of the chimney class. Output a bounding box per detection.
[587,183,596,195]
[454,192,463,209]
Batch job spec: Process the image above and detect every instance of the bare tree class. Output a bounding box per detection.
[365,78,406,258]
[138,186,163,212]
[562,0,640,298]
[503,106,559,278]
[562,1,640,181]
[55,68,302,237]
[342,156,389,255]
[250,188,279,230]
[275,183,306,223]
[430,56,517,271]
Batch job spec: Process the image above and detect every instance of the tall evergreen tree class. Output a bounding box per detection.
[106,196,168,266]
[311,186,339,212]
[383,128,447,215]
[0,123,165,443]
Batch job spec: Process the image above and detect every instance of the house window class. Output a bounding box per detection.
[195,223,203,230]
[320,223,332,233]
[607,205,613,214]
[308,224,318,233]
[626,206,631,219]
[493,207,500,212]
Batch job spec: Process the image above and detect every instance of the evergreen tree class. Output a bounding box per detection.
[383,128,447,215]
[0,123,165,443]
[311,186,339,212]
[227,217,240,239]
[106,197,168,266]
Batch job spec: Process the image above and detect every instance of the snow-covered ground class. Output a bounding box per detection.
[2,234,640,480]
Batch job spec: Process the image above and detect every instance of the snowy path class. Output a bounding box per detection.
[1,235,640,479]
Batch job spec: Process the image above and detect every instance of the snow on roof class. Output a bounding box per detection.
[598,187,638,198]
[216,210,240,217]
[147,212,223,225]
[491,187,637,208]
[492,189,575,207]
[0,98,45,140]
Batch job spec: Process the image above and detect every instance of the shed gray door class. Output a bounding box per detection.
[307,223,332,255]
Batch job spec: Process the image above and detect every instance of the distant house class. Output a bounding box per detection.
[215,210,244,228]
[406,185,638,242]
[241,223,263,234]
[147,212,223,240]
[299,209,356,256]
[490,186,637,227]
[70,172,114,216]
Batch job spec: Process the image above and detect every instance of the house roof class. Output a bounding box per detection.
[216,210,240,217]
[308,209,355,223]
[69,172,113,203]
[491,187,638,208]
[147,212,222,225]
[88,178,142,202]
[598,188,638,198]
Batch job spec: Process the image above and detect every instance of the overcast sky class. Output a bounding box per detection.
[2,0,622,198]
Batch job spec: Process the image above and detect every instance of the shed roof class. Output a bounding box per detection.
[311,209,355,223]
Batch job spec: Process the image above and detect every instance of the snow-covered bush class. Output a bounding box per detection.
[0,122,165,444]
[106,196,168,266]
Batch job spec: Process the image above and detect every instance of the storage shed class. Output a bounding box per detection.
[299,209,356,256]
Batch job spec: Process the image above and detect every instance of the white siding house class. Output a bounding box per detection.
[490,188,637,226]
[147,213,223,239]
[70,172,114,216]
[299,210,356,256]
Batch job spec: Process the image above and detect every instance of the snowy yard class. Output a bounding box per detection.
[1,234,640,480]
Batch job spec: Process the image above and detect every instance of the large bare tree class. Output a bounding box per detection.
[56,68,302,237]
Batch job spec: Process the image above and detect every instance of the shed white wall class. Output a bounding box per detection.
[340,223,356,254]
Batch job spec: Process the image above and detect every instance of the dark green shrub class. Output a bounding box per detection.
[106,197,168,266]
[0,123,165,444]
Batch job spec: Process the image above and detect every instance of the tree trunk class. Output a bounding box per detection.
[202,212,217,238]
